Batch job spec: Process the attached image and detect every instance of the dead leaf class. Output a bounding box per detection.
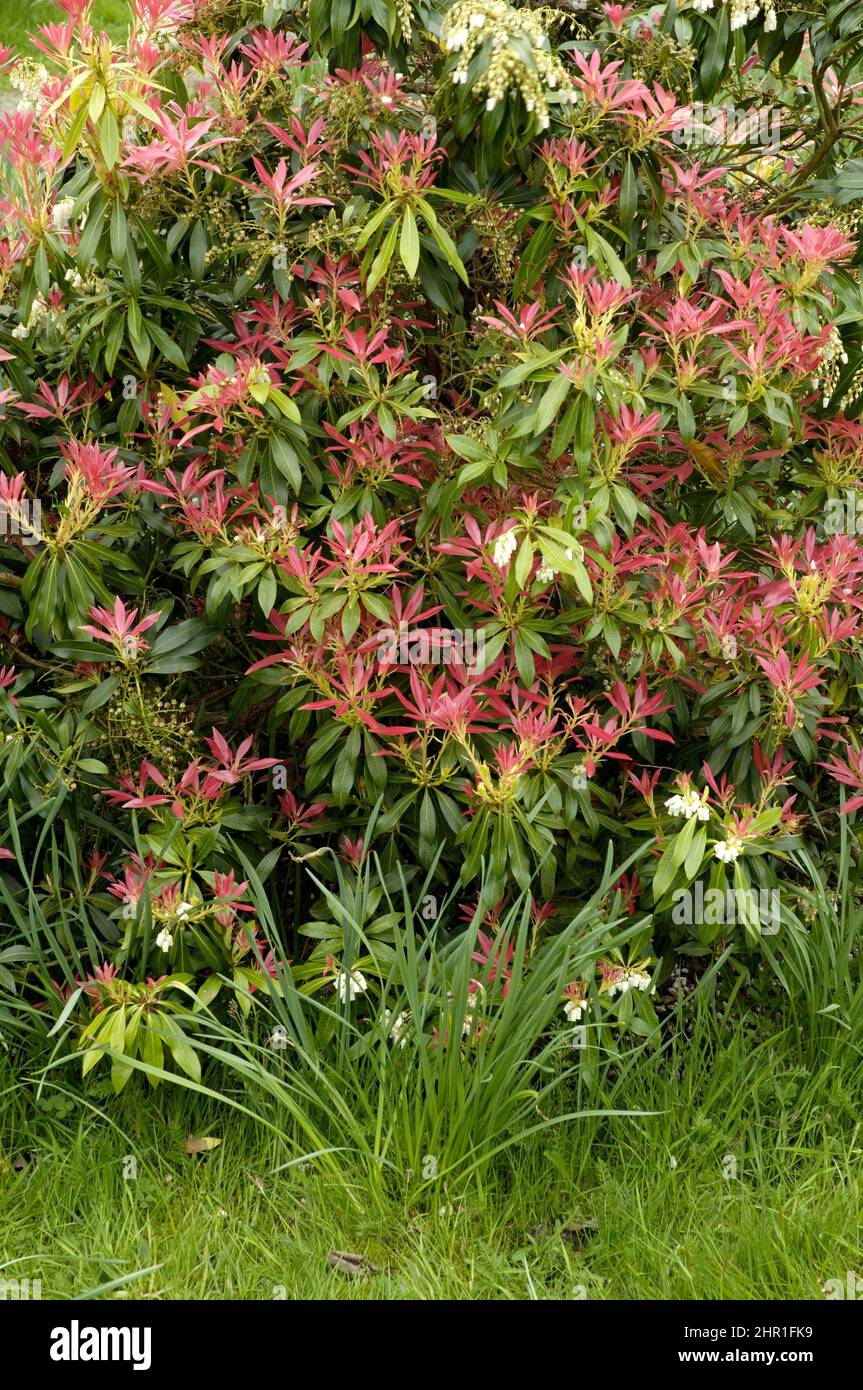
[327,1250,380,1277]
[686,439,725,482]
[183,1136,222,1155]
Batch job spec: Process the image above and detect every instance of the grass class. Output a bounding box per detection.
[0,1,131,57]
[2,848,861,1299]
[3,1005,861,1299]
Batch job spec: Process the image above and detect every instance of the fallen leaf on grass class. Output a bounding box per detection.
[327,1250,380,1277]
[183,1136,222,1155]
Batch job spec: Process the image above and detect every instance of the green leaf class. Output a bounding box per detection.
[78,758,110,774]
[400,205,420,277]
[367,218,398,294]
[100,107,120,170]
[445,434,488,462]
[514,536,533,588]
[127,298,151,369]
[88,84,106,123]
[586,227,630,287]
[77,195,107,266]
[330,0,353,44]
[332,726,360,805]
[534,370,572,435]
[144,621,213,674]
[189,219,207,281]
[619,155,638,230]
[672,815,697,868]
[655,242,681,278]
[271,433,302,492]
[62,101,90,161]
[537,537,592,602]
[195,975,223,1012]
[258,569,277,617]
[684,826,707,880]
[353,199,394,251]
[653,839,679,900]
[162,1018,201,1083]
[145,319,188,369]
[700,8,731,101]
[104,314,125,374]
[110,197,127,262]
[426,215,469,285]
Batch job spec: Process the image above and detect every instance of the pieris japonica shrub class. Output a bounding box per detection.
[1,0,863,1085]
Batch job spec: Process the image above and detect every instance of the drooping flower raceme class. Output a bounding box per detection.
[714,834,744,864]
[335,968,368,1002]
[665,788,710,821]
[440,0,575,131]
[491,528,518,569]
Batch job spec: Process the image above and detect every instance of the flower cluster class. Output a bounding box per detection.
[441,0,575,131]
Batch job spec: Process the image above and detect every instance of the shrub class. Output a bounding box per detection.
[1,0,862,1085]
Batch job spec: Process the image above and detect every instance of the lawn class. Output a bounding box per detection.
[0,1,130,56]
[3,1008,860,1299]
